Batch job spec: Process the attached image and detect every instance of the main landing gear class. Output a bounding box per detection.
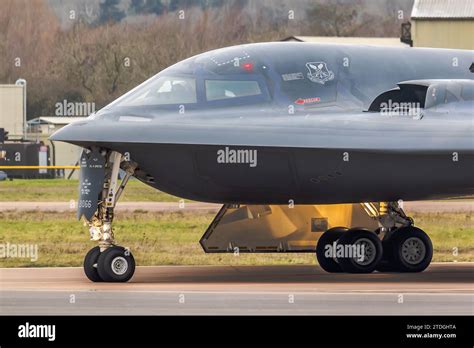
[316,202,433,274]
[81,150,137,282]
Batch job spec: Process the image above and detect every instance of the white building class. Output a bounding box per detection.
[27,116,87,179]
[0,84,25,138]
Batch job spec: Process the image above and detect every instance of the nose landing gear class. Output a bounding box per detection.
[96,246,136,282]
[80,149,137,282]
[83,246,103,282]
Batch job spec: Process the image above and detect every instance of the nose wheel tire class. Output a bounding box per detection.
[390,226,433,272]
[97,246,136,282]
[316,227,348,273]
[83,246,103,282]
[336,228,383,273]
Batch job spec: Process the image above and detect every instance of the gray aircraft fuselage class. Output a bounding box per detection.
[51,42,474,204]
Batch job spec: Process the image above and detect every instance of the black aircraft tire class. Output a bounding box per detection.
[83,246,103,282]
[376,230,397,272]
[337,228,383,274]
[375,259,396,272]
[390,226,433,273]
[316,227,348,273]
[97,246,136,282]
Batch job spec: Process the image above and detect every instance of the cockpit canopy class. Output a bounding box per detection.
[105,45,274,112]
[116,76,198,106]
[102,43,356,116]
[102,42,472,116]
[114,75,265,107]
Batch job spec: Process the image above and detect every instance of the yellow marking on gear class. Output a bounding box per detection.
[380,202,389,215]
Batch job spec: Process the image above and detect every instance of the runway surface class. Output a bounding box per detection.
[1,263,472,315]
[1,200,473,212]
[0,201,220,212]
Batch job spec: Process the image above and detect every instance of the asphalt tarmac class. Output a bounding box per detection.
[0,200,473,212]
[1,263,472,315]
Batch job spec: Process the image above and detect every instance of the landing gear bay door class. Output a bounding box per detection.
[200,204,378,253]
[78,148,105,220]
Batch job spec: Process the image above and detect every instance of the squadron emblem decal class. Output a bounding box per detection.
[306,62,334,84]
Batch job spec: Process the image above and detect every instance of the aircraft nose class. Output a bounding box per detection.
[49,119,91,143]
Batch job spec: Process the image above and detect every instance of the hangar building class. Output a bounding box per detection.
[411,0,474,49]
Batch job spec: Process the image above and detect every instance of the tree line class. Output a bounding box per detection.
[0,0,410,119]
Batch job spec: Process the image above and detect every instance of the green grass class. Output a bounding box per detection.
[0,211,472,267]
[0,179,182,202]
[410,212,473,262]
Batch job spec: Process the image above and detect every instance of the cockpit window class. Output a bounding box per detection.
[205,80,262,101]
[116,76,197,106]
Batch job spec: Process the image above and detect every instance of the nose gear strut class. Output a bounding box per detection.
[80,148,137,282]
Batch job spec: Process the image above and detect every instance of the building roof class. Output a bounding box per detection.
[28,116,88,125]
[0,84,23,89]
[412,0,474,19]
[281,36,409,47]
